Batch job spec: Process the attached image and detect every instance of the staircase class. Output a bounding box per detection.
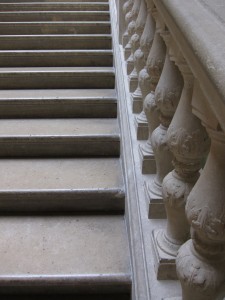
[0,0,131,298]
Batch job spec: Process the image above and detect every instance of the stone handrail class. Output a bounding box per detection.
[114,0,225,299]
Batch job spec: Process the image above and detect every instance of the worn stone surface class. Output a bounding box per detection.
[0,215,131,293]
[0,89,117,118]
[0,1,131,297]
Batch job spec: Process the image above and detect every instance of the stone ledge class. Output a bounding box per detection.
[153,0,225,132]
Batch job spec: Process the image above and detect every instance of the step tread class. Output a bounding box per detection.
[0,66,114,72]
[0,34,112,50]
[0,89,117,118]
[0,215,131,292]
[0,21,111,34]
[0,50,113,67]
[0,49,112,55]
[0,11,110,22]
[0,118,119,136]
[0,158,123,190]
[0,2,109,11]
[0,21,110,24]
[0,89,116,100]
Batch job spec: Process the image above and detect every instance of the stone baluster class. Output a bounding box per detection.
[176,84,225,300]
[124,0,141,61]
[137,22,166,176]
[122,0,134,48]
[146,40,183,219]
[131,3,155,114]
[127,0,147,91]
[152,60,210,280]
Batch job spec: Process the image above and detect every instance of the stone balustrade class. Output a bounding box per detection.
[117,0,225,299]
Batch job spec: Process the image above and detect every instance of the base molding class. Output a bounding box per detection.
[152,229,177,280]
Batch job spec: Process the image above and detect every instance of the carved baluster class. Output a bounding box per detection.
[152,61,210,280]
[132,4,155,113]
[127,0,147,91]
[176,85,225,300]
[122,0,134,49]
[137,27,166,177]
[124,0,141,61]
[146,45,183,219]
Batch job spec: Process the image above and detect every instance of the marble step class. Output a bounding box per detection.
[0,89,117,118]
[0,67,115,89]
[1,0,108,2]
[0,34,112,50]
[0,295,130,300]
[0,21,111,35]
[0,215,131,293]
[0,11,110,22]
[0,50,113,67]
[0,158,124,212]
[0,118,120,157]
[0,2,109,11]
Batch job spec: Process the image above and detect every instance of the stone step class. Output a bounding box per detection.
[0,50,113,67]
[0,89,117,118]
[1,0,108,2]
[0,158,124,212]
[0,2,109,11]
[0,11,110,22]
[0,34,112,50]
[0,295,130,300]
[0,21,111,35]
[0,67,115,89]
[0,215,131,293]
[0,118,120,157]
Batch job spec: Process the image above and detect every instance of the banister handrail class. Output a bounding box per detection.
[152,0,225,132]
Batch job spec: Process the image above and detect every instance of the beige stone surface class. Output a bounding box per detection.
[0,158,123,190]
[0,89,116,100]
[0,215,129,275]
[0,118,118,136]
[0,21,111,35]
[0,11,110,22]
[0,34,112,50]
[0,2,109,12]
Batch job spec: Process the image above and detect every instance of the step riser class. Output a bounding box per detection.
[0,100,117,118]
[0,73,115,89]
[0,12,110,22]
[0,52,113,67]
[0,3,109,11]
[0,190,125,212]
[0,137,120,157]
[0,23,111,35]
[0,36,112,50]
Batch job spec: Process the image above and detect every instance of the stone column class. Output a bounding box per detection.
[122,0,134,48]
[124,0,141,61]
[152,61,210,279]
[146,44,183,219]
[131,2,155,113]
[127,0,147,92]
[137,24,166,176]
[176,85,225,300]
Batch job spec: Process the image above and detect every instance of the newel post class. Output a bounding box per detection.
[152,60,210,279]
[176,84,225,300]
